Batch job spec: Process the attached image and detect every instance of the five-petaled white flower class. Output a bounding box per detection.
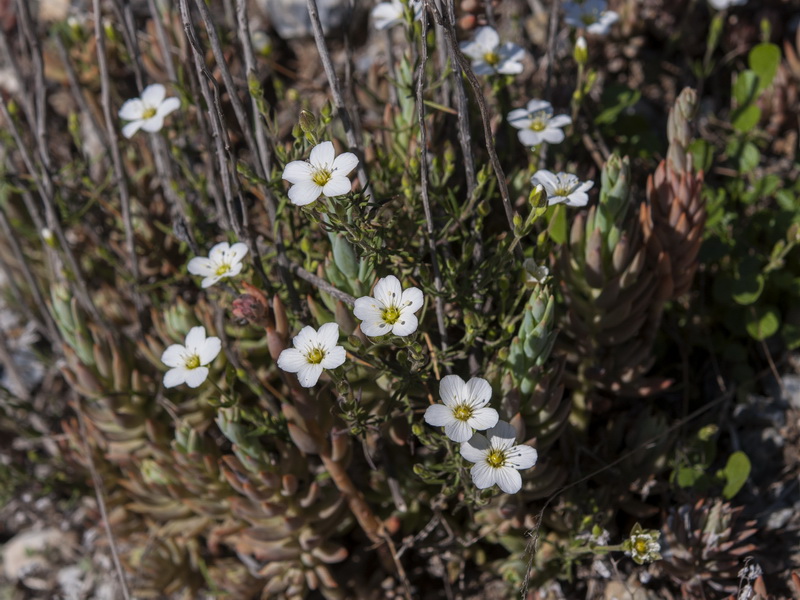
[423,375,499,442]
[187,242,249,289]
[507,100,572,147]
[460,421,538,494]
[563,0,619,36]
[161,326,222,389]
[281,141,359,206]
[708,0,747,9]
[531,170,594,207]
[371,0,422,29]
[353,275,423,337]
[118,83,180,139]
[459,26,526,76]
[277,322,346,387]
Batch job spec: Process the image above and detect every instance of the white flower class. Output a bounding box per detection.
[371,0,422,29]
[277,322,346,387]
[161,326,222,389]
[459,26,526,76]
[531,170,594,207]
[460,421,538,494]
[563,0,619,36]
[523,258,550,284]
[708,0,747,9]
[118,83,180,139]
[353,275,423,337]
[281,141,359,206]
[187,241,249,289]
[507,100,572,147]
[423,375,499,442]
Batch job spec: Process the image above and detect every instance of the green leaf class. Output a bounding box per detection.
[738,142,760,173]
[676,465,705,489]
[733,70,759,107]
[746,305,780,340]
[732,104,761,133]
[330,235,358,280]
[594,84,641,125]
[719,451,751,499]
[547,204,568,245]
[688,139,713,172]
[748,43,781,93]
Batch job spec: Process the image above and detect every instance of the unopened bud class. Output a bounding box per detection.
[299,110,317,134]
[232,294,269,326]
[41,228,56,247]
[574,36,588,66]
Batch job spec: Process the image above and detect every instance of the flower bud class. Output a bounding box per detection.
[299,110,317,135]
[574,36,588,65]
[41,228,56,248]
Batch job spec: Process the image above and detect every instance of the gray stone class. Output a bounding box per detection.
[256,0,352,39]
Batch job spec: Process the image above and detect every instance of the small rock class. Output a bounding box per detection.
[2,528,77,582]
[256,0,352,39]
[780,375,800,411]
[765,507,793,530]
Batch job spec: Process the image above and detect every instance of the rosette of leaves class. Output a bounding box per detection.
[640,87,705,301]
[659,498,758,597]
[556,154,670,401]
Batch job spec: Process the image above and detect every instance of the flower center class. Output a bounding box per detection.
[581,12,598,25]
[634,539,648,555]
[306,347,326,364]
[452,404,474,422]
[215,263,231,276]
[312,168,333,187]
[142,106,157,119]
[486,449,507,469]
[185,354,201,369]
[483,51,500,66]
[529,117,547,132]
[381,306,401,325]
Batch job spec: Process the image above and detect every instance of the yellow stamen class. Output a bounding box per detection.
[529,118,547,132]
[306,347,326,364]
[215,263,231,276]
[453,404,474,422]
[634,539,648,555]
[381,306,401,325]
[142,107,157,119]
[312,169,333,187]
[483,51,500,66]
[185,354,201,369]
[486,449,506,469]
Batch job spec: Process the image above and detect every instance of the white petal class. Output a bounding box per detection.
[464,376,492,407]
[540,128,566,144]
[577,180,595,193]
[277,348,307,373]
[497,60,524,75]
[359,317,391,337]
[140,83,166,107]
[424,404,454,427]
[198,336,222,365]
[494,467,522,494]
[122,120,143,139]
[471,62,495,76]
[526,99,552,113]
[468,407,500,431]
[209,241,230,262]
[499,43,525,63]
[316,322,340,351]
[332,151,359,176]
[565,191,589,207]
[282,160,314,184]
[309,141,335,169]
[156,96,180,118]
[184,326,207,352]
[163,366,187,388]
[371,2,401,29]
[439,374,466,407]
[373,276,402,307]
[459,41,481,60]
[227,242,249,263]
[486,421,517,450]
[322,175,353,198]
[400,286,423,313]
[507,445,538,470]
[469,462,496,489]
[288,180,323,206]
[391,313,418,337]
[549,114,572,128]
[531,169,558,191]
[184,366,209,388]
[444,420,474,443]
[161,344,187,368]
[460,432,491,463]
[187,257,215,277]
[297,363,324,387]
[472,26,499,51]
[140,114,165,132]
[353,296,384,321]
[321,345,346,369]
[201,275,223,288]
[292,326,319,353]
[227,263,243,278]
[118,98,144,120]
[518,129,544,147]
